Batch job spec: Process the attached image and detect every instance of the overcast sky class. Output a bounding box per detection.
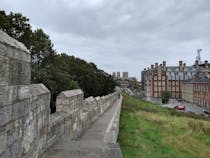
[1,0,210,80]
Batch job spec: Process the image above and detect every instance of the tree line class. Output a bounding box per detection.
[0,10,116,113]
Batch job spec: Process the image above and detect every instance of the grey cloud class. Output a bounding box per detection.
[1,0,210,79]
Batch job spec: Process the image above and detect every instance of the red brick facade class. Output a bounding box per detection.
[151,73,167,97]
[193,83,210,109]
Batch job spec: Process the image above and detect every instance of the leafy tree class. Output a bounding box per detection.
[31,29,56,69]
[0,11,33,48]
[161,91,171,104]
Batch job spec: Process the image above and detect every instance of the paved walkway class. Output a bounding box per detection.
[42,99,121,158]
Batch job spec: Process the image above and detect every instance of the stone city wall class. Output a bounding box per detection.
[47,89,119,152]
[0,30,119,158]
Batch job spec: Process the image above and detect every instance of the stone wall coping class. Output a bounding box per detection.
[49,112,67,127]
[85,96,95,103]
[59,89,83,98]
[0,30,30,54]
[101,96,106,99]
[95,96,101,101]
[18,84,50,100]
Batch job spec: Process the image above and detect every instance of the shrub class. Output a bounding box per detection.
[161,91,171,104]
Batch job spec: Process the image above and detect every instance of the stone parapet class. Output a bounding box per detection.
[0,31,51,158]
[0,31,31,86]
[56,89,84,114]
[47,90,119,146]
[0,84,50,158]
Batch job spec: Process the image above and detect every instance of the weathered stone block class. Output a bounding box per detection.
[0,146,11,158]
[0,128,7,155]
[18,61,31,85]
[22,119,35,154]
[6,47,30,63]
[0,30,30,55]
[6,121,22,147]
[102,143,123,158]
[0,85,18,106]
[12,101,25,120]
[0,105,13,126]
[9,59,19,85]
[0,43,7,56]
[9,59,31,85]
[0,56,9,86]
[11,140,22,158]
[56,89,84,113]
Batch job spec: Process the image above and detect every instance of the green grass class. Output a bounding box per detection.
[118,94,210,158]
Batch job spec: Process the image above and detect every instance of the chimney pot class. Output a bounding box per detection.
[163,61,166,66]
[205,60,208,69]
[155,62,158,68]
[195,60,199,64]
[195,60,199,69]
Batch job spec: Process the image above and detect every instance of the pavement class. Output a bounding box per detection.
[162,101,206,115]
[42,98,121,158]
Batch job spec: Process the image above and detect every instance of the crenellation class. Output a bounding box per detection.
[0,31,30,55]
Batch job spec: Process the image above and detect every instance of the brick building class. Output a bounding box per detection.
[181,81,193,103]
[182,76,210,110]
[141,60,210,99]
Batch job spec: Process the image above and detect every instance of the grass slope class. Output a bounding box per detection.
[118,94,210,158]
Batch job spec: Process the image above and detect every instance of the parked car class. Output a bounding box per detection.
[174,105,185,110]
[204,110,210,117]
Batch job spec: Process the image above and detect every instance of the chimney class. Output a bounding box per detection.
[160,64,162,67]
[179,60,183,71]
[195,60,199,69]
[179,60,183,66]
[205,60,208,69]
[183,63,186,67]
[155,62,158,68]
[151,65,154,69]
[144,68,146,71]
[163,61,166,67]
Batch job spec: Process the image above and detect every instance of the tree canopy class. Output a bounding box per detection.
[0,10,116,113]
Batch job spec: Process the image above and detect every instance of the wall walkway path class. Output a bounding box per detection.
[42,96,122,158]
